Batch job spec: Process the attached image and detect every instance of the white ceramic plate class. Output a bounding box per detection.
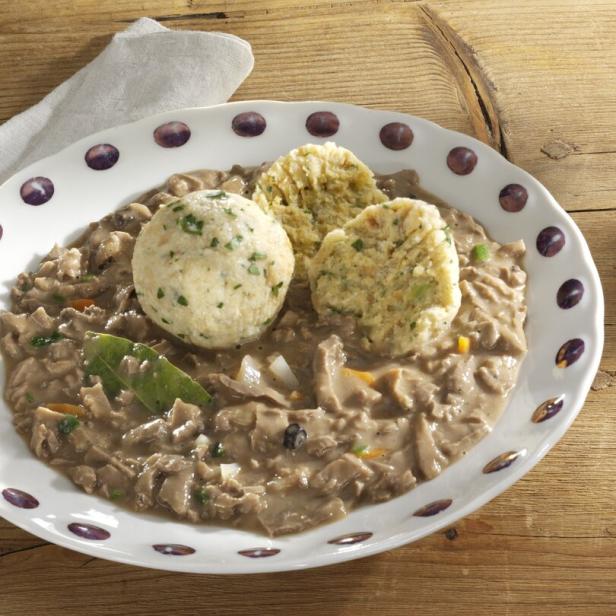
[0,101,603,573]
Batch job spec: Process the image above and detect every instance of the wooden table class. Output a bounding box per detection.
[1,1,614,614]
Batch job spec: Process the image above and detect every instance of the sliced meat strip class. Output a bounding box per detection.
[209,373,290,408]
[311,453,374,493]
[68,465,97,494]
[257,494,346,536]
[414,414,447,480]
[30,406,64,459]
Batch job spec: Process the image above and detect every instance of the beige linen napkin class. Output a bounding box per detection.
[0,17,254,183]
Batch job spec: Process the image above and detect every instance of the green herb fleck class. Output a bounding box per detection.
[247,225,254,233]
[249,251,267,261]
[80,274,95,282]
[351,238,364,252]
[194,487,210,504]
[352,443,368,456]
[247,264,260,275]
[169,250,175,258]
[179,214,204,235]
[208,191,227,200]
[443,225,452,246]
[31,331,64,348]
[109,488,124,500]
[471,243,490,262]
[25,392,35,404]
[217,302,224,309]
[162,318,171,325]
[211,442,225,458]
[51,292,65,304]
[411,282,433,302]
[271,281,284,297]
[410,321,417,330]
[210,237,219,248]
[235,235,243,243]
[157,288,165,299]
[393,218,400,226]
[224,241,234,251]
[58,414,80,435]
[223,207,237,219]
[262,317,273,326]
[172,203,185,212]
[177,295,188,306]
[233,283,242,290]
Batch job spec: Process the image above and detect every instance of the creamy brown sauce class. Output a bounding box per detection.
[0,166,527,536]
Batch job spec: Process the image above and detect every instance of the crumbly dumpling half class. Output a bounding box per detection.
[252,142,387,278]
[132,189,294,349]
[308,198,461,357]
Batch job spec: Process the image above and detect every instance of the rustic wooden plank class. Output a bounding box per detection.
[0,532,614,616]
[0,1,614,614]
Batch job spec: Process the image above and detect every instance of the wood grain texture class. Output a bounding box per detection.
[0,1,615,614]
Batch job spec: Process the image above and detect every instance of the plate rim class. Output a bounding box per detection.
[0,99,604,574]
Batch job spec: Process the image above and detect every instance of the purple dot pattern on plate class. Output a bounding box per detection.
[532,396,564,423]
[67,522,110,540]
[482,451,522,474]
[379,122,413,150]
[85,144,120,170]
[557,279,584,309]
[232,112,266,137]
[499,183,528,212]
[413,499,453,517]
[20,177,54,206]
[153,121,191,148]
[306,111,340,137]
[0,225,4,241]
[153,544,195,556]
[327,532,373,545]
[536,226,565,257]
[556,338,585,368]
[238,548,280,558]
[447,147,478,175]
[2,488,39,509]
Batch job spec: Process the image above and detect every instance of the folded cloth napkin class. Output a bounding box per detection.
[0,17,254,183]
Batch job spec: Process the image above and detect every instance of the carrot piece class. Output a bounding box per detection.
[355,447,389,460]
[341,367,376,386]
[69,298,95,311]
[46,403,86,417]
[457,335,470,354]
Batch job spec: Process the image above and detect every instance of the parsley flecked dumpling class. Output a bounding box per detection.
[132,189,294,348]
[252,142,387,278]
[308,198,461,357]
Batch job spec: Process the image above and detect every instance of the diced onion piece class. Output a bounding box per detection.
[220,463,241,480]
[457,336,470,354]
[236,355,261,386]
[268,354,300,389]
[194,434,211,448]
[341,367,376,387]
[46,403,86,417]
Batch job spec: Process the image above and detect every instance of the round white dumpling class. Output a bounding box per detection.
[132,189,295,348]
